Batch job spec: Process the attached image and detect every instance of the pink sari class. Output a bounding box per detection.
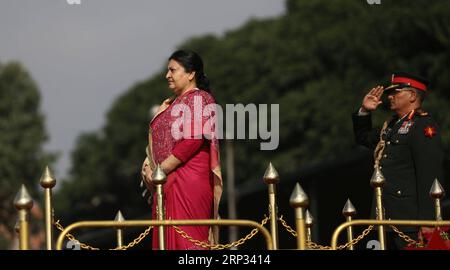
[147,89,222,250]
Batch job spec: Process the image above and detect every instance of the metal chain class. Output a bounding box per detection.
[306,225,374,250]
[305,241,332,250]
[173,216,270,250]
[114,225,153,250]
[389,225,423,247]
[278,215,297,237]
[278,215,374,250]
[336,225,374,250]
[54,220,153,250]
[391,225,450,247]
[53,215,387,250]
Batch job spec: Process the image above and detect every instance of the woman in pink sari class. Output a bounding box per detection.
[141,50,222,250]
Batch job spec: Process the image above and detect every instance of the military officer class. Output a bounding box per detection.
[352,72,444,249]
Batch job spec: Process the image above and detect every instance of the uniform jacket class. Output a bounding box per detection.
[352,110,444,223]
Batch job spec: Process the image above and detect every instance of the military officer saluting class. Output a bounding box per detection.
[352,72,445,249]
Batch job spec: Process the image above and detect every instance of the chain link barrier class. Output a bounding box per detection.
[389,225,426,247]
[390,224,450,247]
[389,225,449,247]
[55,215,439,250]
[54,219,153,250]
[172,216,269,250]
[278,215,374,250]
[278,215,297,237]
[279,215,445,249]
[389,225,421,247]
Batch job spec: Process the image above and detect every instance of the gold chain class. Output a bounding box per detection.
[389,225,423,247]
[173,216,270,250]
[306,225,374,250]
[337,225,374,250]
[278,215,374,250]
[278,215,297,237]
[54,220,153,250]
[115,225,153,250]
[305,241,332,250]
[391,225,450,247]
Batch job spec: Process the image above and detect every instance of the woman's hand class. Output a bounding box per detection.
[141,163,155,191]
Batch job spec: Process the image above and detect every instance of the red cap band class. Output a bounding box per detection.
[392,77,427,91]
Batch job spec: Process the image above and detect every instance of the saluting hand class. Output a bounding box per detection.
[362,86,384,112]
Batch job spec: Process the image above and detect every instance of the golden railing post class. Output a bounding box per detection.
[39,166,56,250]
[289,183,309,250]
[305,210,313,243]
[342,199,356,250]
[114,210,125,248]
[14,185,34,250]
[263,162,280,250]
[370,167,386,250]
[429,179,445,221]
[152,164,167,250]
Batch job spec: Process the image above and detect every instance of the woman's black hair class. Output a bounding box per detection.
[169,50,210,92]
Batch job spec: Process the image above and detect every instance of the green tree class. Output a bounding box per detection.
[0,61,53,249]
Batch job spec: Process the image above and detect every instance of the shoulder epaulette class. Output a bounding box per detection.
[413,108,429,117]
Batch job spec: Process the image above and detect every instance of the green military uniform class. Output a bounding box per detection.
[352,109,444,226]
